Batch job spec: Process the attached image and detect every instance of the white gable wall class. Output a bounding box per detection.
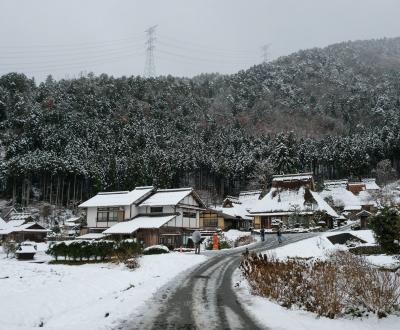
[181,194,198,207]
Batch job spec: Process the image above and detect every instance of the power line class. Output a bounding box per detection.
[0,33,144,50]
[157,40,258,61]
[144,25,157,77]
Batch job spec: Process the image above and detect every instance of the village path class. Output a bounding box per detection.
[118,232,316,330]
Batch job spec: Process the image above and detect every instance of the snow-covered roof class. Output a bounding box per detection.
[139,188,195,207]
[320,185,362,211]
[323,180,348,188]
[103,215,176,234]
[362,178,380,190]
[0,219,25,230]
[8,212,32,221]
[309,191,338,218]
[238,190,262,201]
[0,222,47,235]
[65,216,81,223]
[215,203,252,220]
[250,187,338,217]
[272,173,313,182]
[358,190,377,207]
[0,216,6,228]
[76,233,109,240]
[79,186,154,208]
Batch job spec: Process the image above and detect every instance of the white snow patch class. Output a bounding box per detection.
[0,248,207,329]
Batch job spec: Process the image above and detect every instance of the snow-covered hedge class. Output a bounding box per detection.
[143,245,170,255]
[46,240,142,262]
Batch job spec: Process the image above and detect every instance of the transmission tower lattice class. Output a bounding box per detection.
[261,44,271,63]
[144,25,157,77]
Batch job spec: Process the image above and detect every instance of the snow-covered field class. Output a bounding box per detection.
[0,246,207,330]
[233,230,400,330]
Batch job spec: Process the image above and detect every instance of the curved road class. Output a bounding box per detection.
[118,233,316,330]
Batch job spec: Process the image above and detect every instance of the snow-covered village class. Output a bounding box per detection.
[1,1,400,329]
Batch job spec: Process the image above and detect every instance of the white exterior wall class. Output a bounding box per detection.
[164,207,199,228]
[86,204,138,228]
[86,207,98,228]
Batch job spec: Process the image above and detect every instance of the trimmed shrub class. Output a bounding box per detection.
[114,240,142,261]
[143,245,170,255]
[46,239,141,262]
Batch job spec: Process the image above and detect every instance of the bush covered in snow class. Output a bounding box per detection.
[240,251,400,319]
[143,245,170,255]
[370,207,400,254]
[46,240,142,262]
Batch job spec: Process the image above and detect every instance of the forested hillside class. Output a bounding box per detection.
[1,37,400,206]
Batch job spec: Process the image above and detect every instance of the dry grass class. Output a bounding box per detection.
[240,251,400,318]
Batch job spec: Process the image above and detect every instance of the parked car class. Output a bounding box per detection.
[15,241,37,260]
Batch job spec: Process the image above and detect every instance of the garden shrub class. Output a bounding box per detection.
[46,239,141,262]
[240,251,400,318]
[205,236,231,250]
[143,245,170,255]
[369,207,400,254]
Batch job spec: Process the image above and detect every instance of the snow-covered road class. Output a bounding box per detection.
[119,233,316,330]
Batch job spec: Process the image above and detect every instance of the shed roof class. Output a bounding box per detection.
[103,215,176,234]
[79,186,154,207]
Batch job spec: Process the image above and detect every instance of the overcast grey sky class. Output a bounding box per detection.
[0,0,399,81]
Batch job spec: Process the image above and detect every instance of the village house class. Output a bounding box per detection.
[321,178,379,219]
[200,190,261,231]
[249,173,338,229]
[320,180,362,219]
[78,186,155,234]
[0,218,48,242]
[79,187,206,249]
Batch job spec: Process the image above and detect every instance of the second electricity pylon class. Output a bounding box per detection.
[144,25,157,77]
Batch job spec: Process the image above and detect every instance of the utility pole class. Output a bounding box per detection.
[144,25,157,77]
[261,44,271,63]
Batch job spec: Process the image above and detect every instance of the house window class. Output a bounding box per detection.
[150,207,163,213]
[183,211,197,218]
[203,218,218,228]
[97,207,119,223]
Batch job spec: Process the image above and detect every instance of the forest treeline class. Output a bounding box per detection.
[1,37,400,206]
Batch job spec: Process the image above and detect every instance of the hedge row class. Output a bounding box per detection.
[46,240,142,261]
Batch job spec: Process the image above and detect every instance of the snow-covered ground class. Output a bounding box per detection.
[267,230,376,260]
[233,230,400,330]
[0,245,207,330]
